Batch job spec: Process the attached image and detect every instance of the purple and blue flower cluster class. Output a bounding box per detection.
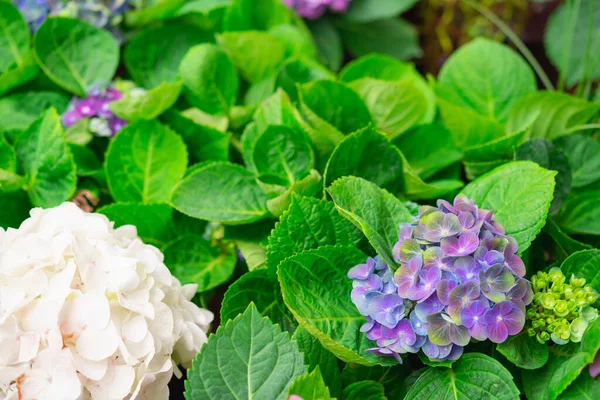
[348,195,533,363]
[62,87,127,138]
[281,0,352,19]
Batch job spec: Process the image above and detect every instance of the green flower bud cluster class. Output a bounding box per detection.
[526,268,598,345]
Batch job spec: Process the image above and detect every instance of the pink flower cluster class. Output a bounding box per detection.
[282,0,351,19]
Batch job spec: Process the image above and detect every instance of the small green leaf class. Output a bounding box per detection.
[342,363,410,400]
[324,126,403,190]
[14,108,76,207]
[328,176,412,267]
[464,159,510,181]
[222,0,294,31]
[308,18,343,71]
[110,81,182,121]
[497,333,549,369]
[163,234,236,292]
[268,24,317,60]
[275,58,335,102]
[288,368,334,400]
[438,37,536,122]
[69,144,102,177]
[0,91,69,137]
[278,245,395,366]
[463,130,525,162]
[221,269,295,332]
[172,162,268,224]
[405,353,520,400]
[105,120,188,203]
[556,191,600,235]
[461,161,557,253]
[34,18,119,96]
[293,327,342,398]
[179,44,238,115]
[343,0,417,23]
[342,381,386,400]
[555,134,600,188]
[125,24,211,89]
[216,31,286,84]
[97,203,174,247]
[266,194,363,273]
[265,169,322,217]
[185,303,305,400]
[560,249,600,294]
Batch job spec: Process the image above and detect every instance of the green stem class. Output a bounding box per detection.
[461,0,555,91]
[575,0,594,98]
[564,124,600,134]
[558,0,581,92]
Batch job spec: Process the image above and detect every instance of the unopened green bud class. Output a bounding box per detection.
[570,318,588,337]
[554,323,571,340]
[542,293,556,309]
[581,306,598,322]
[527,308,537,319]
[534,278,547,291]
[555,300,569,316]
[564,286,574,299]
[570,275,586,288]
[539,331,550,342]
[527,328,536,337]
[532,320,545,329]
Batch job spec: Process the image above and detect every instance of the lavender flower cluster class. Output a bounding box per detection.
[349,195,533,363]
[62,87,127,138]
[281,0,351,19]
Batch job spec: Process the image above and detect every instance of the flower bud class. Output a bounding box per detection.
[541,293,556,309]
[570,275,586,288]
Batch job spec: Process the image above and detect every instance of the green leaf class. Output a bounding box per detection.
[343,0,418,23]
[349,78,428,138]
[182,107,229,132]
[252,125,314,185]
[464,159,510,181]
[463,130,525,162]
[497,333,549,370]
[216,31,286,84]
[162,109,230,164]
[288,368,334,400]
[556,191,600,235]
[265,169,322,217]
[253,89,307,137]
[185,303,305,400]
[0,190,31,229]
[341,363,410,400]
[506,91,599,140]
[405,353,520,400]
[69,144,101,177]
[340,18,421,60]
[125,24,211,89]
[342,381,386,400]
[0,91,69,137]
[544,219,592,261]
[516,138,572,214]
[105,120,187,203]
[522,319,600,400]
[324,126,403,190]
[545,0,600,87]
[172,161,268,224]
[268,24,317,60]
[307,18,343,71]
[0,50,39,97]
[555,134,600,188]
[278,245,395,366]
[179,44,238,115]
[14,108,76,207]
[64,118,93,146]
[34,18,119,96]
[97,203,174,247]
[221,269,295,332]
[123,0,186,27]
[275,58,335,102]
[222,0,293,31]
[392,124,462,180]
[0,2,30,73]
[110,81,182,121]
[438,37,536,122]
[461,161,556,253]
[163,234,236,292]
[266,194,363,273]
[293,326,342,398]
[561,370,600,399]
[327,176,412,267]
[560,249,600,294]
[299,80,371,135]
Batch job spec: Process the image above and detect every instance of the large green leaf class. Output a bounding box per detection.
[34,18,118,96]
[555,134,600,188]
[0,50,39,97]
[278,245,395,366]
[275,57,335,102]
[110,81,182,121]
[561,371,600,399]
[343,0,418,23]
[496,333,549,370]
[179,44,239,115]
[328,176,411,267]
[125,24,210,89]
[266,194,363,273]
[342,381,386,400]
[506,91,599,140]
[97,203,174,247]
[308,18,343,71]
[163,234,236,292]
[405,353,520,400]
[522,319,600,400]
[461,161,556,253]
[544,219,592,262]
[293,327,342,398]
[324,126,403,190]
[0,91,69,137]
[105,120,187,203]
[222,0,294,31]
[0,190,31,229]
[216,31,286,84]
[560,249,600,294]
[555,191,600,235]
[545,0,600,86]
[438,37,536,122]
[185,303,305,400]
[220,269,295,332]
[349,78,429,138]
[172,162,268,224]
[288,368,334,400]
[13,108,76,207]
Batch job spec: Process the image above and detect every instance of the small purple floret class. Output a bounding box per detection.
[282,0,352,19]
[61,86,126,137]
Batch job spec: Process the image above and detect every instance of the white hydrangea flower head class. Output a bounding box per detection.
[0,203,213,400]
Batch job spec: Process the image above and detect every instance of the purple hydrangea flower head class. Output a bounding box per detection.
[282,0,352,19]
[61,85,128,138]
[349,194,533,363]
